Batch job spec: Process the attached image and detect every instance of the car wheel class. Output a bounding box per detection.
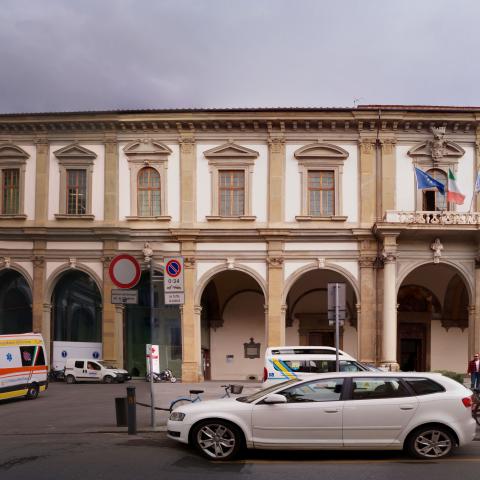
[66,375,76,384]
[26,384,39,400]
[103,375,114,384]
[191,420,243,461]
[406,426,454,459]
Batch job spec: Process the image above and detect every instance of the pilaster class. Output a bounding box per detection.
[104,136,119,222]
[266,241,285,346]
[359,139,377,227]
[473,255,480,355]
[179,136,196,224]
[34,138,49,222]
[476,139,480,212]
[380,138,396,214]
[267,137,286,224]
[32,240,47,336]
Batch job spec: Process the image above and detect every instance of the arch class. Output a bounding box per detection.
[0,263,33,291]
[283,262,359,304]
[396,259,473,304]
[195,264,267,305]
[45,263,103,304]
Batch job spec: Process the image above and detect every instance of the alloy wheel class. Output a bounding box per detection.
[196,423,236,459]
[412,429,453,458]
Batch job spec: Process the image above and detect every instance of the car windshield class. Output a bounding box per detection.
[236,379,299,403]
[98,361,115,369]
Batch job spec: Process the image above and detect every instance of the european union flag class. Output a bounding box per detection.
[414,167,445,195]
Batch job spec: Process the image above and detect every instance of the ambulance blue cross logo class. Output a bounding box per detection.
[6,353,13,362]
[166,259,182,277]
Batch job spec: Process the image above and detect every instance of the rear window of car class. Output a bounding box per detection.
[404,377,445,395]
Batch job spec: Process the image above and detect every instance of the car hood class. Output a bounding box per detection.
[173,397,251,414]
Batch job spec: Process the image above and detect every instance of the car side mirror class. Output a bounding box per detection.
[262,393,287,404]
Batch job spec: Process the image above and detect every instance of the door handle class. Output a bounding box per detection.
[400,405,414,410]
[324,409,339,413]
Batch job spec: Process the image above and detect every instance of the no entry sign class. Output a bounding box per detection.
[109,254,141,289]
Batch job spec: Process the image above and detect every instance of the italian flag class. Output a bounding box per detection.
[447,169,465,205]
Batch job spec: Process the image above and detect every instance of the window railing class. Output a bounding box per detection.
[384,210,480,225]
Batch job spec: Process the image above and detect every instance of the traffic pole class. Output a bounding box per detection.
[149,259,156,429]
[335,283,340,372]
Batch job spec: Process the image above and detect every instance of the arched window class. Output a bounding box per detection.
[137,167,161,217]
[423,169,447,211]
[0,270,32,334]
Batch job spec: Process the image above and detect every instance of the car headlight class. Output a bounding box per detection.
[169,411,186,421]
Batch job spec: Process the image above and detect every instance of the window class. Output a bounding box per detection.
[294,142,348,221]
[137,167,161,216]
[308,170,334,216]
[54,144,96,219]
[0,143,28,218]
[422,169,447,211]
[219,170,245,216]
[75,361,84,369]
[35,347,46,366]
[204,142,258,220]
[2,169,20,214]
[67,170,87,215]
[123,140,171,220]
[280,378,344,403]
[351,378,410,400]
[20,346,35,366]
[274,360,363,374]
[404,377,445,395]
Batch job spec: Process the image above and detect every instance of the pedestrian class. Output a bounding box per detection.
[467,353,480,390]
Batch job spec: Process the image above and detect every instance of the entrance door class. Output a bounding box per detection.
[398,323,427,371]
[309,331,334,347]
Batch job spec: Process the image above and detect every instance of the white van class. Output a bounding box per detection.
[263,346,369,386]
[0,333,48,401]
[64,359,131,384]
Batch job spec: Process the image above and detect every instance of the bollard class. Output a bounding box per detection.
[127,386,137,435]
[115,397,128,427]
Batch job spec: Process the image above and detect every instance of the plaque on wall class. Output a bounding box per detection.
[244,337,260,359]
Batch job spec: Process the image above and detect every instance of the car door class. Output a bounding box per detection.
[86,361,102,381]
[251,377,344,447]
[342,377,418,446]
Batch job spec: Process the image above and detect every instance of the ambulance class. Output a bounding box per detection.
[0,333,48,401]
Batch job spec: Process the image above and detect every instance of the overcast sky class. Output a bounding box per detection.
[1,0,479,113]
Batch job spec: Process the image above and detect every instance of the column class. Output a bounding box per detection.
[267,137,285,224]
[381,236,399,370]
[179,137,196,224]
[34,138,49,223]
[380,138,396,214]
[266,241,285,347]
[181,251,201,382]
[104,137,119,223]
[359,139,377,227]
[102,240,121,365]
[473,259,480,355]
[358,253,377,363]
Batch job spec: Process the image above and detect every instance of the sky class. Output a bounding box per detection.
[1,0,480,114]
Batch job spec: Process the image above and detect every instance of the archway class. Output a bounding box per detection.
[0,269,32,334]
[124,270,181,378]
[397,263,469,372]
[200,269,265,381]
[285,268,358,357]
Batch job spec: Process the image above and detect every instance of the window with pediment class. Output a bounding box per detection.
[204,142,258,220]
[0,143,29,218]
[422,168,448,211]
[294,143,348,221]
[54,143,96,219]
[124,139,171,220]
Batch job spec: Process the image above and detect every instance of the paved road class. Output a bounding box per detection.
[2,380,480,480]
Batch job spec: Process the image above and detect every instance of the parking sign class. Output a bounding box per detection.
[164,257,184,293]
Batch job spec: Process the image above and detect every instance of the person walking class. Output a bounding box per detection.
[467,353,480,389]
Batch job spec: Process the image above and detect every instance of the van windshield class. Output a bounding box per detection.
[98,361,115,369]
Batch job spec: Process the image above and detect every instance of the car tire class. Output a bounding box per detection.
[103,375,114,384]
[191,419,243,461]
[405,425,455,459]
[26,384,39,400]
[66,375,76,384]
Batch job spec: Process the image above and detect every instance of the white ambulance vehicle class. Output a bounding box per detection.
[0,333,48,401]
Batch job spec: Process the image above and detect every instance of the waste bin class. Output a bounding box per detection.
[115,397,128,427]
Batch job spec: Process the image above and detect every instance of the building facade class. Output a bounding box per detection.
[0,105,479,381]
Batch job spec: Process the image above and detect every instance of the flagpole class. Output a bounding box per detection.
[470,171,479,213]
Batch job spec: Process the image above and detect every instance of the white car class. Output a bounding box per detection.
[167,372,476,461]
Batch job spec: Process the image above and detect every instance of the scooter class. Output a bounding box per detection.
[48,367,66,382]
[145,369,177,383]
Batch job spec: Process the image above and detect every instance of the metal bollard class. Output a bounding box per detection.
[127,386,137,435]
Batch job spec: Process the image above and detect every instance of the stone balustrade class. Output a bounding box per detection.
[384,210,480,225]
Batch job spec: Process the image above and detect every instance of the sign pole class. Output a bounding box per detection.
[149,258,155,429]
[335,283,340,372]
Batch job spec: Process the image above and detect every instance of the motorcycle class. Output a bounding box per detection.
[145,369,177,383]
[48,367,66,382]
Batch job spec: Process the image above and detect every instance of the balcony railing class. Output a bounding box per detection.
[383,210,480,225]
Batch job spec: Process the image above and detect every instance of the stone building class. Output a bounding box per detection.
[0,105,478,381]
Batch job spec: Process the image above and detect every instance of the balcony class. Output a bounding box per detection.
[383,210,480,225]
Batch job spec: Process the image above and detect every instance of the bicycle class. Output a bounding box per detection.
[472,388,480,426]
[169,384,243,412]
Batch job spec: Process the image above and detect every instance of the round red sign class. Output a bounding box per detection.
[109,254,141,289]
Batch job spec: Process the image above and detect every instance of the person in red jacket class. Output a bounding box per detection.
[467,353,480,389]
